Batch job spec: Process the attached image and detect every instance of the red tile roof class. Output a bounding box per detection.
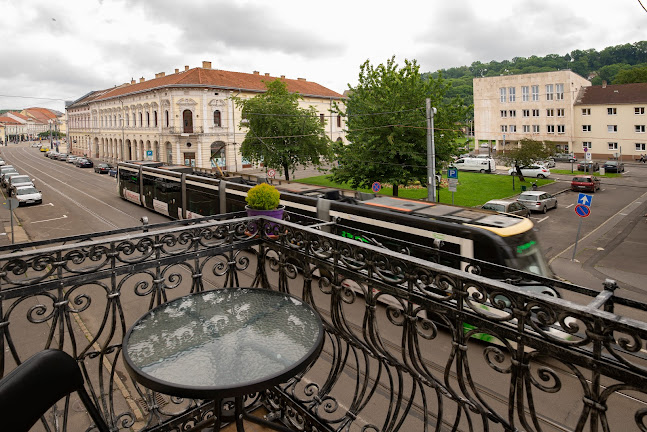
[575,82,647,105]
[0,116,21,124]
[23,108,58,123]
[83,67,343,104]
[6,111,29,121]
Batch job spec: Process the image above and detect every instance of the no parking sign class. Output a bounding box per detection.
[267,169,276,178]
[372,182,381,193]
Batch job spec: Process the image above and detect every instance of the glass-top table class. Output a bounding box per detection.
[123,288,324,431]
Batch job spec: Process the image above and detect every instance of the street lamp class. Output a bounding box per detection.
[426,99,437,202]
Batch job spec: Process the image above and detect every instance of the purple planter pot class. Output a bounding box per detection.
[245,205,285,237]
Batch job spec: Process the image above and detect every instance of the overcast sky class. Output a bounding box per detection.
[1,0,645,112]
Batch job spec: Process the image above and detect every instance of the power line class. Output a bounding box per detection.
[0,94,68,102]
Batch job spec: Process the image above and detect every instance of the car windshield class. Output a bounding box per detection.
[482,204,505,212]
[573,177,591,182]
[605,161,617,165]
[12,176,30,182]
[16,187,38,195]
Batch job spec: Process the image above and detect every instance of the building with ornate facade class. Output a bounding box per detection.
[66,61,345,171]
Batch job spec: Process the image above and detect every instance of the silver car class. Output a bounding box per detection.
[14,185,42,206]
[517,191,558,214]
[481,199,531,217]
[7,175,34,196]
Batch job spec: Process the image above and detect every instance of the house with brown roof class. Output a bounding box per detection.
[573,82,647,161]
[66,61,346,170]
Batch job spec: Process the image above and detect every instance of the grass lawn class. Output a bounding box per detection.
[292,173,553,207]
[552,169,621,178]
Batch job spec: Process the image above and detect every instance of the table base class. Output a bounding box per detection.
[193,397,293,432]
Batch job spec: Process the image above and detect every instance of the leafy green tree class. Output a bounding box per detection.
[613,65,647,84]
[498,138,555,182]
[330,56,469,197]
[233,79,331,181]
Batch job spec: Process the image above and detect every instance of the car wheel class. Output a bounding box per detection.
[554,201,558,209]
[542,206,547,214]
[479,169,485,173]
[537,174,545,179]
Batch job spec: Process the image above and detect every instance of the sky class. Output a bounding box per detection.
[0,0,645,112]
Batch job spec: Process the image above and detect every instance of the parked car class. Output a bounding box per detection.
[2,172,21,188]
[517,191,558,214]
[7,175,34,196]
[108,167,118,177]
[77,159,93,168]
[541,158,556,168]
[30,143,40,148]
[577,161,599,171]
[0,158,6,166]
[552,153,577,162]
[571,176,601,193]
[507,165,551,178]
[66,155,78,163]
[13,185,42,206]
[481,200,531,217]
[603,160,625,173]
[453,157,496,173]
[0,166,17,180]
[55,153,69,161]
[94,163,112,174]
[40,146,49,152]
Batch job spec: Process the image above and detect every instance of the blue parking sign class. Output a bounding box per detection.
[447,168,458,179]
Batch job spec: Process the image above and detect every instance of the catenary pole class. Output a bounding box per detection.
[426,99,437,202]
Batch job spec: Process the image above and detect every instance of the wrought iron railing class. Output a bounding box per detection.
[1,213,647,431]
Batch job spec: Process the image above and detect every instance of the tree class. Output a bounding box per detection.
[233,79,331,181]
[497,138,555,182]
[330,57,469,197]
[613,65,647,84]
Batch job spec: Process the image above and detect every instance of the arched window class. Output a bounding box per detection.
[183,110,193,133]
[132,113,136,127]
[210,141,226,168]
[214,110,221,127]
[126,114,129,127]
[166,142,173,164]
[139,113,143,127]
[154,111,158,127]
[337,115,341,128]
[146,112,150,127]
[165,110,169,127]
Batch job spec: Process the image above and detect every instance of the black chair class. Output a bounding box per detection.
[0,349,110,431]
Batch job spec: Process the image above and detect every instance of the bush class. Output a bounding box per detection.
[245,183,280,210]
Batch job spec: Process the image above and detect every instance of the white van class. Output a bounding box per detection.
[452,157,495,173]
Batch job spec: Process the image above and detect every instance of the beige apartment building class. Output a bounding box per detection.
[573,82,647,161]
[473,70,591,153]
[66,61,346,171]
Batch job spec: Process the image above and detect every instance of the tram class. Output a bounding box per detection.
[116,161,552,283]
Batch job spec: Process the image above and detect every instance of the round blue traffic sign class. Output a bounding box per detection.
[372,182,381,193]
[574,204,590,218]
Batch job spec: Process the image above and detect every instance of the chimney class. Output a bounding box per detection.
[602,81,607,88]
[253,71,260,75]
[175,68,179,74]
[264,73,270,77]
[140,77,145,83]
[297,77,306,81]
[202,61,212,69]
[185,65,189,71]
[155,72,166,78]
[131,78,136,84]
[280,75,285,79]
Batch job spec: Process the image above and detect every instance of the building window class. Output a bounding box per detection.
[557,125,565,133]
[132,113,136,126]
[636,143,646,151]
[139,113,143,127]
[509,125,517,132]
[500,88,506,103]
[523,125,530,132]
[337,115,341,127]
[546,84,554,101]
[500,110,507,118]
[556,83,564,100]
[522,109,530,117]
[608,125,618,133]
[582,125,591,132]
[501,125,508,132]
[636,125,645,133]
[583,142,592,149]
[547,125,555,133]
[522,86,529,101]
[214,110,221,127]
[635,107,645,115]
[165,110,169,127]
[508,87,515,102]
[608,142,618,150]
[532,125,540,133]
[320,113,325,124]
[509,110,516,117]
[546,109,554,117]
[607,107,617,115]
[557,108,565,117]
[582,108,591,116]
[146,112,150,127]
[154,111,158,127]
[532,109,539,117]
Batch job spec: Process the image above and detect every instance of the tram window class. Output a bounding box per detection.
[143,174,156,199]
[119,170,139,193]
[186,184,218,216]
[155,178,181,204]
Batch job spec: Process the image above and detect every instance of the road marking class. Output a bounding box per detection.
[31,214,68,224]
[566,203,574,208]
[536,216,549,223]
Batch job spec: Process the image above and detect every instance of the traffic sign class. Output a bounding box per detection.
[267,168,276,178]
[372,182,381,193]
[585,152,592,160]
[583,147,588,152]
[447,168,458,179]
[574,204,591,217]
[577,193,593,206]
[146,150,153,156]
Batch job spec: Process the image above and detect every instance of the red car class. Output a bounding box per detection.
[571,176,601,192]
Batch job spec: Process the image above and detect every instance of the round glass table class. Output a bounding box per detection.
[123,288,324,431]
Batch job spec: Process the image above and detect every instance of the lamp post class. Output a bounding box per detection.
[48,120,53,148]
[426,99,437,202]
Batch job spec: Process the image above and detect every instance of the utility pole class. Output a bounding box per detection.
[426,99,437,202]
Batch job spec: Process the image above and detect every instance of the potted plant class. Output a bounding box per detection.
[245,183,284,236]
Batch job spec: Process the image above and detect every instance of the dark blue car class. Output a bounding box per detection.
[602,160,625,173]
